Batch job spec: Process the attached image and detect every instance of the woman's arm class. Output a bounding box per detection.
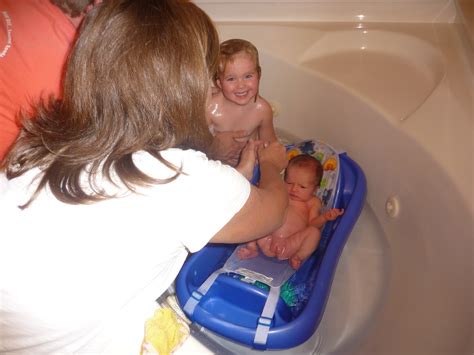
[235,139,260,180]
[210,141,288,243]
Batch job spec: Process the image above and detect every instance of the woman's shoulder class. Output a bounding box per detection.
[133,148,237,178]
[134,148,207,167]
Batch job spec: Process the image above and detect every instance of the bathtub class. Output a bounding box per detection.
[177,2,473,354]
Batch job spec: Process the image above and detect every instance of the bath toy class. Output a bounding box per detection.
[287,148,301,160]
[176,139,367,350]
[323,157,337,171]
[314,152,325,162]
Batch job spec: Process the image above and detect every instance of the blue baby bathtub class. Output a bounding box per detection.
[175,145,367,350]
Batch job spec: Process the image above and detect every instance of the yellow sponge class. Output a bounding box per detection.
[141,307,190,355]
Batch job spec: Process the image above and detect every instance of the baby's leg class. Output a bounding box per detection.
[237,241,259,259]
[271,232,306,261]
[289,228,321,270]
[257,236,276,257]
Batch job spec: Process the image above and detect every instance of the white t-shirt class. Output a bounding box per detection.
[0,149,250,354]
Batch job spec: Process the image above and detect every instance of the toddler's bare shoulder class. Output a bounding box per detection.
[257,96,272,109]
[255,97,273,120]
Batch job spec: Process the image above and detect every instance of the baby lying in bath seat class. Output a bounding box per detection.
[238,154,344,269]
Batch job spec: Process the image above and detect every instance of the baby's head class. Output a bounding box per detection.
[215,39,261,83]
[284,154,323,202]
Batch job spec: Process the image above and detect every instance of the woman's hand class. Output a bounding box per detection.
[257,141,288,172]
[236,140,260,180]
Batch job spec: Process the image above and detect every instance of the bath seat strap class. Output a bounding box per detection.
[183,268,224,316]
[254,285,281,346]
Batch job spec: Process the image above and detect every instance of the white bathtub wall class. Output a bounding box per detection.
[205,20,473,354]
[196,0,457,22]
[213,19,473,219]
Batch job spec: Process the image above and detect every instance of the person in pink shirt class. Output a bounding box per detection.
[0,0,97,161]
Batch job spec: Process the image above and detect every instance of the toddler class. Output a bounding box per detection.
[237,154,344,269]
[207,38,277,162]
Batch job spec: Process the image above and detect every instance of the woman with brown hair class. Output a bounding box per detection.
[0,0,288,353]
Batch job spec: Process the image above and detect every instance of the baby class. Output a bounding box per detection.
[237,154,344,269]
[207,38,277,165]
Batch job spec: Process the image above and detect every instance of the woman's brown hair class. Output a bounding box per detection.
[4,0,219,207]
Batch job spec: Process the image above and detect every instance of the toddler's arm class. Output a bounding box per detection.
[257,99,277,143]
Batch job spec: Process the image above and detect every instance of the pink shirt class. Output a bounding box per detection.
[0,0,77,160]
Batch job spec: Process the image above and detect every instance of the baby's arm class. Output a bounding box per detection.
[311,208,345,228]
[309,197,344,229]
[257,98,277,143]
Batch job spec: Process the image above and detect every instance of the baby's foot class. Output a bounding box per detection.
[289,256,303,270]
[237,247,259,260]
[257,237,276,257]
